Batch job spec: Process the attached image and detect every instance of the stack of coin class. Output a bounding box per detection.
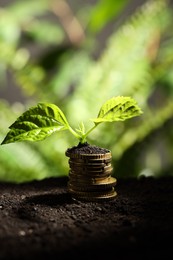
[65,151,117,202]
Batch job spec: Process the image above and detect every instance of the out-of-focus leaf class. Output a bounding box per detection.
[0,10,20,44]
[49,51,92,100]
[25,20,65,45]
[88,0,129,33]
[7,0,49,22]
[15,64,45,96]
[66,0,169,128]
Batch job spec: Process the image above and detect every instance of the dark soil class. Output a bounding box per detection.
[0,175,172,260]
[66,142,110,154]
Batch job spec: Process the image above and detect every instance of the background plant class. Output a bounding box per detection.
[0,0,173,183]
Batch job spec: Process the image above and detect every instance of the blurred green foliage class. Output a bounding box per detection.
[0,0,173,183]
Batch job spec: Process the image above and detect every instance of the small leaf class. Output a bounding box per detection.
[75,122,85,135]
[1,103,70,144]
[91,96,143,124]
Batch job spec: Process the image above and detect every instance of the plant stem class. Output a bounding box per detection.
[68,124,98,144]
[82,124,98,141]
[68,126,81,139]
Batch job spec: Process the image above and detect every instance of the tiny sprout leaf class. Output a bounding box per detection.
[75,122,85,135]
[91,96,143,124]
[1,103,70,144]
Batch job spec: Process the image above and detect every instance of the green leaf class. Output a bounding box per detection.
[1,103,70,144]
[89,0,129,33]
[26,20,65,45]
[91,96,143,124]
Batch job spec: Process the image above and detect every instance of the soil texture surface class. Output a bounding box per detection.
[0,176,172,260]
[66,142,110,154]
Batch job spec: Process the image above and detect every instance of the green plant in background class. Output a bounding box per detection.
[1,96,142,145]
[0,0,173,183]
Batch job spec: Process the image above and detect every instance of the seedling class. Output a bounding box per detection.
[1,96,143,201]
[1,96,143,146]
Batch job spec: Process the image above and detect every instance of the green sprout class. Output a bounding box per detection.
[1,96,143,146]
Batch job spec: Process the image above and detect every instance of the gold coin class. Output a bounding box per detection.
[69,172,111,181]
[69,166,105,172]
[68,177,117,190]
[68,187,117,201]
[68,158,112,164]
[69,163,112,170]
[72,192,117,202]
[68,175,116,184]
[68,172,112,181]
[80,175,115,185]
[68,186,114,195]
[71,167,113,176]
[69,160,109,168]
[69,168,113,177]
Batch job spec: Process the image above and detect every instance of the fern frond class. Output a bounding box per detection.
[112,99,173,159]
[66,0,170,121]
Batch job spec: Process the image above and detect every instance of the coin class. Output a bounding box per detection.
[72,192,117,202]
[69,171,113,183]
[69,166,113,175]
[69,163,112,170]
[69,176,117,185]
[68,186,114,195]
[69,172,112,180]
[68,177,117,190]
[68,158,112,165]
[66,150,117,202]
[68,187,117,201]
[69,160,109,168]
[69,169,112,177]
